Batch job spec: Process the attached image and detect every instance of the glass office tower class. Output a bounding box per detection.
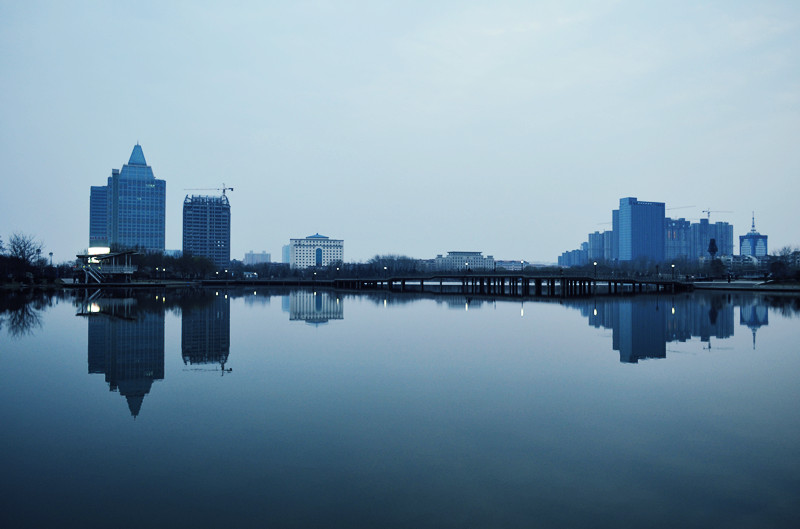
[618,197,665,262]
[89,144,166,252]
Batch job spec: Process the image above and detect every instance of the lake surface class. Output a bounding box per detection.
[1,288,798,528]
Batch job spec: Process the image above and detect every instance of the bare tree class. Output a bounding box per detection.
[7,232,43,265]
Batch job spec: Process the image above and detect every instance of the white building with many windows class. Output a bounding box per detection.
[289,234,343,269]
[434,251,495,271]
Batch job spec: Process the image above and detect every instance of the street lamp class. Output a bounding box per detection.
[593,261,598,278]
[671,263,675,280]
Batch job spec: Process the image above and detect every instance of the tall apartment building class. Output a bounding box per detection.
[618,197,665,262]
[89,144,166,252]
[691,218,733,259]
[664,218,691,261]
[183,194,231,269]
[587,231,604,261]
[289,234,343,269]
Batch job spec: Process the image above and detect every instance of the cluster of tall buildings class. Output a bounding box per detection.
[558,197,767,267]
[89,144,348,271]
[89,144,232,268]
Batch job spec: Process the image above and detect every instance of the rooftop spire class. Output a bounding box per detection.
[128,144,147,166]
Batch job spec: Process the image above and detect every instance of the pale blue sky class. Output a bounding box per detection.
[1,0,798,263]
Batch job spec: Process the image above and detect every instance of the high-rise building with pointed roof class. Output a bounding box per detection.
[89,144,166,252]
[740,213,768,257]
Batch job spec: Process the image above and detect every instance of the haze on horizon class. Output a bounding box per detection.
[1,0,798,264]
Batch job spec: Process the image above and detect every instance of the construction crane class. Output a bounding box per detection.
[184,183,234,197]
[701,208,733,220]
[667,205,695,211]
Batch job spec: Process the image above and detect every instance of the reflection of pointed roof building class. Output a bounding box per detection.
[85,298,165,418]
[740,302,768,350]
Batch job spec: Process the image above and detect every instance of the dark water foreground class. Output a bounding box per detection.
[1,288,798,528]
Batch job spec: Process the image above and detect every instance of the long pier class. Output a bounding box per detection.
[201,273,693,297]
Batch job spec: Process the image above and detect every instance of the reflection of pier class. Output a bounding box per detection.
[205,273,692,298]
[81,296,164,417]
[285,291,343,325]
[181,293,231,371]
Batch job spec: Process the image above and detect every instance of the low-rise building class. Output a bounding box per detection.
[434,251,495,271]
[244,251,271,266]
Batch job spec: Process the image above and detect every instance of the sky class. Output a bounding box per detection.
[1,0,799,264]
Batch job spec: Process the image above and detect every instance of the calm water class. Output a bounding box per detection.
[1,288,798,528]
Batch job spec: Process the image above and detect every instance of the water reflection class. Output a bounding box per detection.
[740,300,769,349]
[79,294,165,417]
[282,290,343,325]
[181,291,231,373]
[569,293,783,363]
[0,290,66,338]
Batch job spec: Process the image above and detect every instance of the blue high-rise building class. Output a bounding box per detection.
[89,185,108,247]
[618,197,665,262]
[740,214,768,257]
[89,144,166,252]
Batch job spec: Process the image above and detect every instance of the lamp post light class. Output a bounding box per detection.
[593,261,598,278]
[671,263,675,280]
[49,252,53,267]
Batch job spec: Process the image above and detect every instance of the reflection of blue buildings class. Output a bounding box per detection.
[582,296,734,363]
[181,294,230,369]
[282,291,343,325]
[84,298,165,417]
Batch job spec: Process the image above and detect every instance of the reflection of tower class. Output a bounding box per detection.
[289,291,343,325]
[740,303,769,349]
[181,293,231,371]
[85,298,165,418]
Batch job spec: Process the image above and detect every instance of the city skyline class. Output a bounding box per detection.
[2,1,799,263]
